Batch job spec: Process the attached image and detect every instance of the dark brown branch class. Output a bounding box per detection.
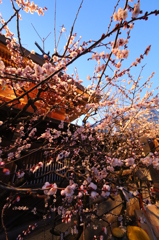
[0,73,35,83]
[0,9,20,32]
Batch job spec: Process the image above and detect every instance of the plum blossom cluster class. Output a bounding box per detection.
[113,1,140,21]
[141,153,159,170]
[113,7,128,21]
[30,161,43,174]
[42,182,57,196]
[112,48,129,60]
[132,2,140,18]
[61,183,77,199]
[101,184,110,198]
[15,0,46,15]
[12,205,29,211]
[16,223,38,240]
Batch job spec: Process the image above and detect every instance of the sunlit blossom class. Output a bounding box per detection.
[132,2,140,18]
[113,8,128,21]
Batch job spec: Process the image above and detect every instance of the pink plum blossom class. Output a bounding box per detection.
[132,2,140,18]
[125,158,135,166]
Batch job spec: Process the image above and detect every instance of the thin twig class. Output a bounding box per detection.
[62,0,84,57]
[1,204,8,240]
[106,0,121,34]
[96,0,129,89]
[11,1,24,56]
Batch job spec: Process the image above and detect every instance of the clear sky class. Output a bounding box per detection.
[1,0,159,91]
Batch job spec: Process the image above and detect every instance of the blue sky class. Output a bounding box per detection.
[1,0,159,91]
